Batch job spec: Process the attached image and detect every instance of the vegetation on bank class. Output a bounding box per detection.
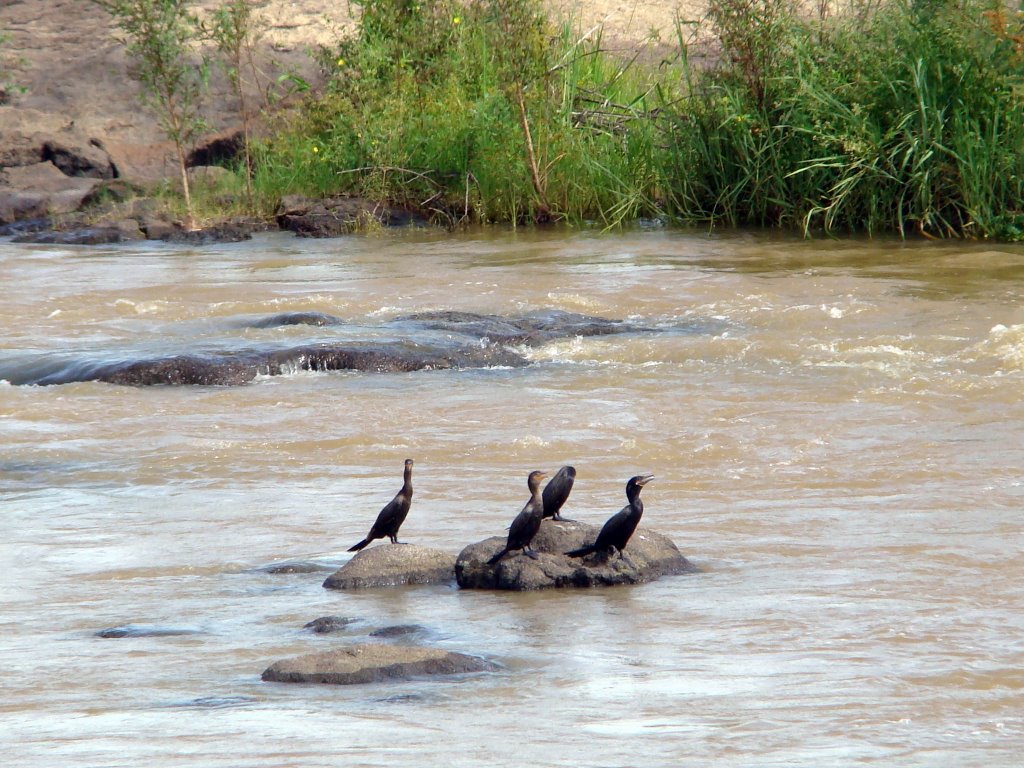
[99,0,1024,239]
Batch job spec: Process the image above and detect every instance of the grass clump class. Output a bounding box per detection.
[663,0,1024,238]
[253,0,675,226]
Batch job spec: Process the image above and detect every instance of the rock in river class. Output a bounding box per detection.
[262,644,496,685]
[455,519,696,590]
[323,544,457,590]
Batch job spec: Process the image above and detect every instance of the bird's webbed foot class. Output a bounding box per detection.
[524,547,541,560]
[552,514,576,523]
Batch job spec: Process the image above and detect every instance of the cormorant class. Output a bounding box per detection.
[487,470,548,565]
[347,459,414,551]
[542,465,576,521]
[565,474,654,559]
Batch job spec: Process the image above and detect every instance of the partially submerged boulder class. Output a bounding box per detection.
[276,194,427,236]
[323,544,457,590]
[262,644,496,685]
[456,519,696,590]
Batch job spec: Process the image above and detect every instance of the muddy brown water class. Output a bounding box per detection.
[2,228,1023,766]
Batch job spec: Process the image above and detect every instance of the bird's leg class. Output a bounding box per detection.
[552,513,576,523]
[524,547,540,560]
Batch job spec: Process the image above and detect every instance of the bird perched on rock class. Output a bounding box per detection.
[541,465,576,521]
[487,470,547,565]
[565,474,654,560]
[348,459,414,551]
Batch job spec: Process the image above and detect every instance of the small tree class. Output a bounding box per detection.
[94,0,207,229]
[483,0,555,220]
[206,0,264,204]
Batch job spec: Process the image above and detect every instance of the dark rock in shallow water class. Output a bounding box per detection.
[257,559,337,574]
[97,624,204,638]
[369,624,427,639]
[323,544,456,590]
[276,194,428,237]
[304,616,359,634]
[13,224,140,245]
[246,312,344,329]
[456,520,696,591]
[262,644,496,685]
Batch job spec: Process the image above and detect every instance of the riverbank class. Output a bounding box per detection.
[2,0,1023,240]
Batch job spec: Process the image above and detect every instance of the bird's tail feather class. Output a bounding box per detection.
[486,548,508,565]
[565,545,596,558]
[348,538,370,552]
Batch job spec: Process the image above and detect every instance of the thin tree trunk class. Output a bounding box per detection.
[514,83,550,219]
[175,140,195,230]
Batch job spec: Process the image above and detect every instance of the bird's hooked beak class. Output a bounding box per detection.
[636,474,655,486]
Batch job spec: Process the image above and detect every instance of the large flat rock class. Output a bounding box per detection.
[323,544,457,590]
[456,519,697,590]
[261,644,496,685]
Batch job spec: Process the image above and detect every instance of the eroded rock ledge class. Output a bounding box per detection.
[456,519,697,591]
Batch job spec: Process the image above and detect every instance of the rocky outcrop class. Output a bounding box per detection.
[456,519,696,590]
[261,644,497,685]
[276,194,428,237]
[323,544,457,590]
[0,160,104,224]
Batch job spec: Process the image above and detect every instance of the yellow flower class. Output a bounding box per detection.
[312,146,319,153]
[337,57,345,67]
[452,16,461,25]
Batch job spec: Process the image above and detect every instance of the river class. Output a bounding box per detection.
[2,228,1023,766]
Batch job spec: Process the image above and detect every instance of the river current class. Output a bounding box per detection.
[2,228,1023,766]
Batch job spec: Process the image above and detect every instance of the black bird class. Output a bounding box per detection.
[542,465,576,521]
[348,459,414,551]
[487,470,548,565]
[565,474,654,559]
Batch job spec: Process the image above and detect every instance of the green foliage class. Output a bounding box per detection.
[249,0,1024,238]
[257,0,673,225]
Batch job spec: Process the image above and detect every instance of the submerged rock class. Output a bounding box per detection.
[96,624,204,638]
[455,519,696,591]
[398,309,652,345]
[369,624,427,638]
[304,616,359,634]
[246,312,344,329]
[323,544,456,590]
[261,644,496,685]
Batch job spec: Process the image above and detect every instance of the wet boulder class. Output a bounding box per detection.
[323,544,456,590]
[262,644,496,685]
[455,519,696,591]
